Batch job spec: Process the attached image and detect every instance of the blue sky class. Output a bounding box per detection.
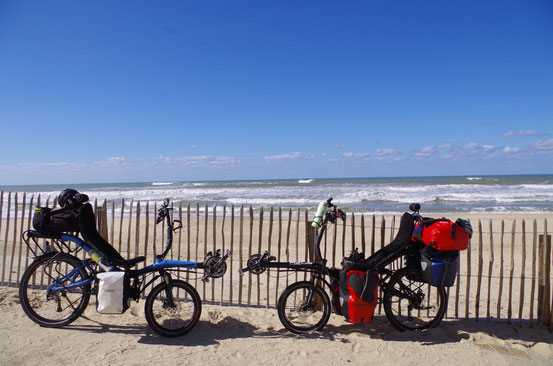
[1,1,552,185]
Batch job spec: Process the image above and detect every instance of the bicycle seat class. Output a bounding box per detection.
[78,203,145,267]
[365,212,415,270]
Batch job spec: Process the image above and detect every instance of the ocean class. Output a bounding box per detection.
[1,175,552,214]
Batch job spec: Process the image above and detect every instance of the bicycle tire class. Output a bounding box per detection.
[19,252,92,328]
[383,267,447,331]
[144,279,201,337]
[277,281,331,334]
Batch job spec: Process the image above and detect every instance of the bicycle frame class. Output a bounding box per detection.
[240,199,407,302]
[39,233,207,294]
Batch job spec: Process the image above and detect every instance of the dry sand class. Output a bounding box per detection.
[0,286,552,366]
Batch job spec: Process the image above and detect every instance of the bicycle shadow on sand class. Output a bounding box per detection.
[62,312,552,348]
[292,315,552,347]
[136,315,548,347]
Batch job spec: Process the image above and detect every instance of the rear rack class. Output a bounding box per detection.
[23,230,83,258]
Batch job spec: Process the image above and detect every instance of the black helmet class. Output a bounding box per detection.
[57,188,89,209]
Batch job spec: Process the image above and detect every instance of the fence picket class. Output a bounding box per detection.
[266,207,273,309]
[508,220,516,324]
[530,219,537,327]
[8,193,18,286]
[1,192,11,286]
[486,219,494,321]
[518,220,527,327]
[475,220,483,321]
[497,220,505,322]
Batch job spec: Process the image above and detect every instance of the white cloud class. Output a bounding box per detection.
[504,130,546,137]
[334,144,346,149]
[340,152,369,159]
[534,139,553,150]
[106,157,125,162]
[156,155,241,165]
[21,161,84,169]
[463,142,478,151]
[415,146,436,157]
[264,152,326,161]
[375,148,399,157]
[503,146,520,153]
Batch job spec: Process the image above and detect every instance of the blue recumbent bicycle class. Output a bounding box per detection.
[19,193,230,337]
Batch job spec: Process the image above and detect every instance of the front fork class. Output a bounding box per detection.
[302,276,323,311]
[160,271,176,308]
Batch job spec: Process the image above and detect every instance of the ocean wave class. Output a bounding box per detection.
[2,175,552,215]
[225,197,318,206]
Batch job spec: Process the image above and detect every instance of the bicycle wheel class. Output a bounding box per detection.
[277,281,331,334]
[19,252,91,327]
[383,267,447,331]
[144,279,201,337]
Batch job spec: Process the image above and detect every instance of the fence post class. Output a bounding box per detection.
[305,218,322,309]
[306,223,317,262]
[538,232,551,327]
[95,204,108,241]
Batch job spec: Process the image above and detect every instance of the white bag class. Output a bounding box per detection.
[96,271,130,314]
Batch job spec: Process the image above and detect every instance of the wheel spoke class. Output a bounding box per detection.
[384,268,447,331]
[145,280,201,337]
[277,282,331,334]
[19,253,91,328]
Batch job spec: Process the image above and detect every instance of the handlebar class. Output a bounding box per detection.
[408,202,426,224]
[155,199,182,260]
[156,198,171,224]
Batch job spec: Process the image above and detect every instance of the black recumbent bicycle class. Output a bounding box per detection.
[240,198,448,334]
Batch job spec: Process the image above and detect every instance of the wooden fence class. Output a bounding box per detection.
[1,191,552,330]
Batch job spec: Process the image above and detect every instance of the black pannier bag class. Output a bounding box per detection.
[341,248,369,271]
[405,241,426,282]
[406,251,424,282]
[32,207,79,234]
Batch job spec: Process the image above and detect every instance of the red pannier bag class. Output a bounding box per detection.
[338,270,378,323]
[413,218,472,251]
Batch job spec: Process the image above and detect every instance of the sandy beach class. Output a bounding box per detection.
[1,286,552,366]
[1,211,552,365]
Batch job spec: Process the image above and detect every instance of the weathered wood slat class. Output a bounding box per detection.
[15,193,27,287]
[508,220,516,324]
[247,206,254,307]
[518,220,527,327]
[475,220,483,321]
[497,220,505,322]
[8,193,18,286]
[530,219,537,327]
[486,219,494,321]
[465,219,472,320]
[1,192,11,286]
[238,206,244,306]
